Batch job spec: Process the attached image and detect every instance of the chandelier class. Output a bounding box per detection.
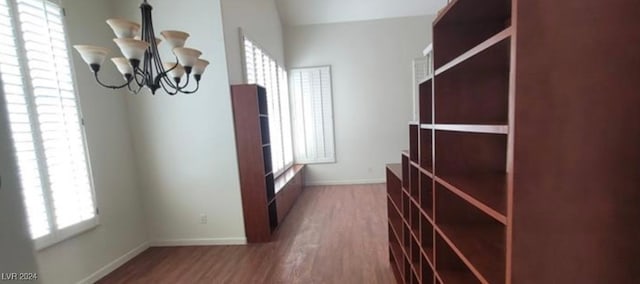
[73,0,209,95]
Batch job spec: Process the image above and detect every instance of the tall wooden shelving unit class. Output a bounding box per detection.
[231,84,306,243]
[387,0,640,283]
[231,84,278,242]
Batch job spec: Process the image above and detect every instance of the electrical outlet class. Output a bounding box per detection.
[199,214,208,224]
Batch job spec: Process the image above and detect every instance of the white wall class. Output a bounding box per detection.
[276,0,445,26]
[33,1,149,283]
[0,82,40,283]
[220,0,286,84]
[284,16,434,185]
[112,0,247,245]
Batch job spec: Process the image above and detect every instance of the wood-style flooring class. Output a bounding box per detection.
[97,184,396,284]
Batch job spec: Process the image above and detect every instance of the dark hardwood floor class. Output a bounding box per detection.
[97,184,396,284]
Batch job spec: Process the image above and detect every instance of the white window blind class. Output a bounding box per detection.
[242,35,293,175]
[0,0,97,249]
[289,66,335,164]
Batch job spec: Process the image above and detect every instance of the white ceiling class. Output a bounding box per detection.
[275,0,448,26]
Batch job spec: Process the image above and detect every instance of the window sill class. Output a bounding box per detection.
[34,217,100,251]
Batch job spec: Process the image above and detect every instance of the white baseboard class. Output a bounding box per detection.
[305,178,386,186]
[77,241,149,284]
[151,237,247,247]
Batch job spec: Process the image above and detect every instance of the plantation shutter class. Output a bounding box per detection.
[289,66,335,164]
[0,0,97,249]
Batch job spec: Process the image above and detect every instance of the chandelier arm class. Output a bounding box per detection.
[93,72,133,90]
[132,66,146,87]
[156,56,179,89]
[154,59,180,89]
[133,67,149,94]
[176,71,191,91]
[160,80,180,96]
[125,79,143,95]
[134,82,145,94]
[180,79,200,94]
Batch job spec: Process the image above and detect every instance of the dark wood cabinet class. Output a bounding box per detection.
[387,0,640,283]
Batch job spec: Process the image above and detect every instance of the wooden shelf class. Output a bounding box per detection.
[390,1,640,283]
[435,234,480,284]
[419,80,433,125]
[402,223,411,259]
[387,197,403,240]
[409,124,419,163]
[436,183,506,283]
[420,172,434,219]
[423,247,435,269]
[410,201,421,239]
[232,85,304,243]
[386,163,402,179]
[423,124,508,135]
[402,155,410,190]
[257,87,268,115]
[421,212,435,265]
[434,37,510,125]
[232,84,274,242]
[435,27,512,76]
[420,128,433,169]
[434,0,510,25]
[268,202,277,231]
[389,247,403,284]
[433,0,511,69]
[435,174,507,224]
[260,117,270,144]
[422,253,435,283]
[437,225,505,284]
[410,234,421,279]
[410,165,420,201]
[386,164,403,211]
[438,270,481,284]
[388,225,405,281]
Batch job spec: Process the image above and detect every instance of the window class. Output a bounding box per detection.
[0,0,97,249]
[242,35,293,175]
[289,66,335,164]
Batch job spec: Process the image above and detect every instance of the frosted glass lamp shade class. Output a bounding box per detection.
[113,38,149,61]
[134,36,162,46]
[193,59,210,75]
[173,47,202,67]
[160,30,190,48]
[111,57,133,75]
[106,19,140,39]
[163,62,185,79]
[73,45,109,65]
